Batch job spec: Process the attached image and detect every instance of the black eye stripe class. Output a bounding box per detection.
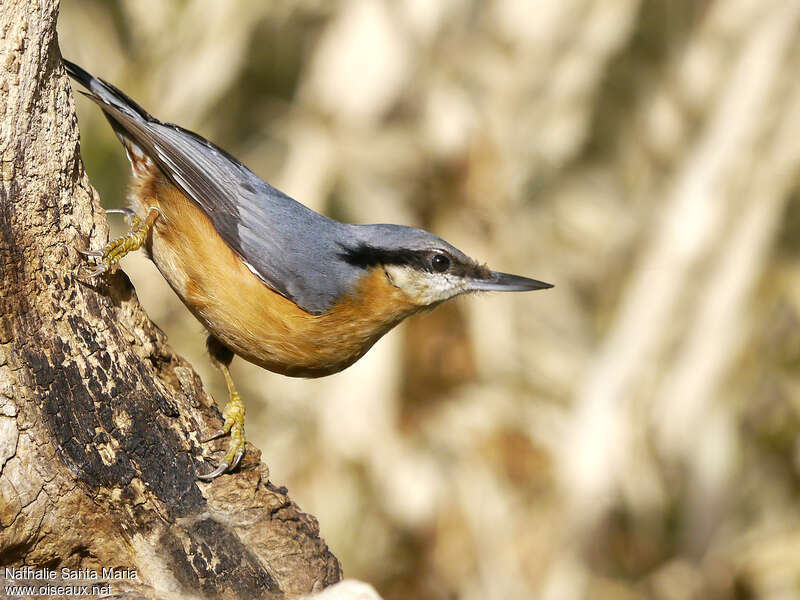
[339,244,429,270]
[340,243,489,278]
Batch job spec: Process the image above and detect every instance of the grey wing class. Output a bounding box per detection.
[121,113,355,315]
[140,123,358,314]
[67,62,354,314]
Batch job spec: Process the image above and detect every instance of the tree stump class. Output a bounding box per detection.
[0,1,341,598]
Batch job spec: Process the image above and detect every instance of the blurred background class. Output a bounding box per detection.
[59,1,800,598]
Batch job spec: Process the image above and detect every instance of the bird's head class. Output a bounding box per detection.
[341,224,552,308]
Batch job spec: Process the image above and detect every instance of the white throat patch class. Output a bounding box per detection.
[384,265,468,306]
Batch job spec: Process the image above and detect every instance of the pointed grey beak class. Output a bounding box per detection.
[469,271,553,292]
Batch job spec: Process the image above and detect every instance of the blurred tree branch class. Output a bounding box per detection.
[0,1,340,598]
[550,1,800,595]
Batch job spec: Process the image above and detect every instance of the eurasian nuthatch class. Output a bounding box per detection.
[65,59,552,480]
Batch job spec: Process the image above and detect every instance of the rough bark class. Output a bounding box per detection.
[0,2,341,598]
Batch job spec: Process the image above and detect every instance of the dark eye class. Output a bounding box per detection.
[430,253,451,273]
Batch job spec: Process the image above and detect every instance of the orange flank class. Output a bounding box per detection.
[133,169,424,378]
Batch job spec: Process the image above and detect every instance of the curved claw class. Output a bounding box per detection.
[230,450,245,471]
[76,247,104,257]
[203,429,227,443]
[197,462,230,481]
[85,263,110,278]
[198,361,246,481]
[196,446,246,481]
[106,207,138,225]
[105,207,137,217]
[75,206,159,280]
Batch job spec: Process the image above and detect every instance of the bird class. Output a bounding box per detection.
[64,58,553,480]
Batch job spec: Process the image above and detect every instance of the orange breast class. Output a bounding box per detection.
[131,171,422,377]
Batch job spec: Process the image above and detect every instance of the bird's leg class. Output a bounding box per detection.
[78,206,159,277]
[198,335,246,480]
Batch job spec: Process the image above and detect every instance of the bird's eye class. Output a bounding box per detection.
[430,253,451,273]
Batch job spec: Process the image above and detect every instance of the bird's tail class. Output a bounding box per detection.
[63,59,152,122]
[63,58,155,176]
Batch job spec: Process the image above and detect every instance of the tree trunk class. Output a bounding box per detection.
[0,2,341,598]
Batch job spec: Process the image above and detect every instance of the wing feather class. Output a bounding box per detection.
[66,60,356,314]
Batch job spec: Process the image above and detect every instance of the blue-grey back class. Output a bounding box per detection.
[143,122,365,313]
[64,60,467,314]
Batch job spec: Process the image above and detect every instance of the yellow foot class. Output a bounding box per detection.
[78,207,159,277]
[198,369,247,480]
